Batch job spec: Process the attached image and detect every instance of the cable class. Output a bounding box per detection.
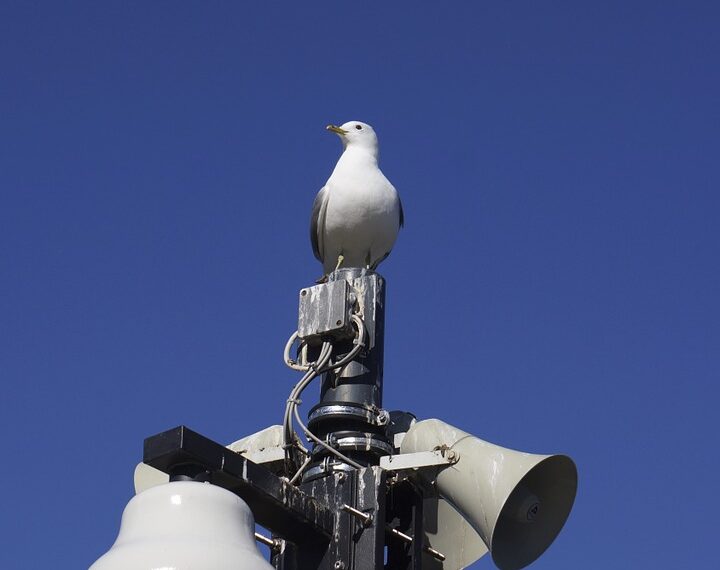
[288,455,312,485]
[283,331,310,371]
[282,341,332,456]
[281,313,368,482]
[286,343,331,416]
[284,313,366,375]
[315,314,367,374]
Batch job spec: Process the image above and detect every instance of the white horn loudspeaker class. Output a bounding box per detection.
[401,419,577,570]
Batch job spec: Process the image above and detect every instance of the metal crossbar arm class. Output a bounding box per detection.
[143,425,334,543]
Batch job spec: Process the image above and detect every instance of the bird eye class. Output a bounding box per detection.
[355,125,362,130]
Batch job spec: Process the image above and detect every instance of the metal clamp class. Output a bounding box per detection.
[328,434,394,456]
[308,404,390,427]
[302,457,357,483]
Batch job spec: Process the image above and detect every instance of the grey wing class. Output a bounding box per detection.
[310,185,330,263]
[371,192,404,271]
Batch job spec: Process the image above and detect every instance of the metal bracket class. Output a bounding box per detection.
[143,426,334,543]
[227,425,286,474]
[379,450,457,472]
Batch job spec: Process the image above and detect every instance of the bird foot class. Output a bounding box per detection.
[334,254,345,272]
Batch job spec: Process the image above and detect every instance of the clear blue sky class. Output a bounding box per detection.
[1,2,718,568]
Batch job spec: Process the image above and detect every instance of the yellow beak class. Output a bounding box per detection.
[326,124,348,135]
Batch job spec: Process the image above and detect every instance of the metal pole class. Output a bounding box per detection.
[142,268,429,570]
[303,268,393,482]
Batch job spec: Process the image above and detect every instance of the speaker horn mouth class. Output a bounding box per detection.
[490,454,578,570]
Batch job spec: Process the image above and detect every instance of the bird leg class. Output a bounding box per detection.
[334,254,345,272]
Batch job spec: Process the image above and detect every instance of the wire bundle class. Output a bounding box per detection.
[281,314,366,484]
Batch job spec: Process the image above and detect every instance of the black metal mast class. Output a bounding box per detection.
[143,269,430,570]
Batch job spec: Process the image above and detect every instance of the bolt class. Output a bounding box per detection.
[334,561,345,569]
[300,289,307,296]
[341,504,373,526]
[376,409,389,426]
[337,472,346,483]
[336,319,342,326]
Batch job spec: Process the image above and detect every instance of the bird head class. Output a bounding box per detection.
[326,121,379,157]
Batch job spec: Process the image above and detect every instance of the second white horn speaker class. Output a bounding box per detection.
[401,419,577,570]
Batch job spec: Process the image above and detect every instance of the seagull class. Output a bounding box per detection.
[310,121,403,276]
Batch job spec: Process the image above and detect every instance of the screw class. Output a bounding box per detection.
[336,319,342,326]
[337,472,346,483]
[527,502,541,521]
[334,561,345,569]
[301,289,307,296]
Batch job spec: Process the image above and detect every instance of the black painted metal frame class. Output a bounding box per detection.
[142,270,426,569]
[143,426,424,570]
